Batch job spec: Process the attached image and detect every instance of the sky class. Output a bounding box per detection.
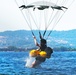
[0,0,76,32]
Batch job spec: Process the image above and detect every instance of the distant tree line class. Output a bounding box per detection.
[0,46,27,52]
[0,46,76,52]
[53,46,76,51]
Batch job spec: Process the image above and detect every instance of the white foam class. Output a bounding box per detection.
[25,56,35,68]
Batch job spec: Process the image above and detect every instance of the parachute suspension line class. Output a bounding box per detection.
[40,0,47,39]
[46,10,59,31]
[43,0,47,37]
[44,2,47,30]
[27,0,42,39]
[39,31,42,39]
[51,0,75,30]
[43,5,63,37]
[46,11,61,39]
[52,11,63,26]
[22,0,33,29]
[35,11,43,39]
[42,0,47,37]
[46,11,65,40]
[46,0,75,39]
[30,9,41,39]
[22,0,42,38]
[51,0,66,31]
[43,9,54,37]
[47,0,66,33]
[47,9,54,28]
[15,0,31,29]
[23,0,43,38]
[27,11,39,29]
[39,12,42,39]
[48,0,67,33]
[43,30,46,37]
[48,9,61,26]
[33,10,42,39]
[43,0,59,38]
[24,0,42,39]
[43,11,47,37]
[46,10,68,39]
[22,0,39,29]
[43,0,51,38]
[44,9,46,30]
[39,12,42,30]
[54,0,73,27]
[15,0,35,37]
[47,11,60,36]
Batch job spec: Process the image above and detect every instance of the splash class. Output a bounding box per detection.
[25,56,35,68]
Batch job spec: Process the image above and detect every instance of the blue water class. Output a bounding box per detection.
[0,51,76,75]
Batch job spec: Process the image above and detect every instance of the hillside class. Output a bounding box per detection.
[0,30,76,49]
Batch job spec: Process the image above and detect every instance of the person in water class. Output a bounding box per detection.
[31,36,48,68]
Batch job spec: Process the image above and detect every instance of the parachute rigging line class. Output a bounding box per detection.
[43,0,74,38]
[43,0,68,37]
[15,0,75,40]
[15,0,35,37]
[43,0,58,37]
[22,0,42,39]
[15,0,42,38]
[46,0,75,39]
[43,10,61,37]
[21,0,39,29]
[46,11,66,39]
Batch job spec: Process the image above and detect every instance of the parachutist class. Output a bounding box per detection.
[31,36,53,68]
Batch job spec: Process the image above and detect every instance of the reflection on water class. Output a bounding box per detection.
[0,51,76,75]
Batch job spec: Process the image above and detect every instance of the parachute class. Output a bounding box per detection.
[15,0,74,39]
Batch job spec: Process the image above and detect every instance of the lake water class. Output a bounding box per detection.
[0,51,76,75]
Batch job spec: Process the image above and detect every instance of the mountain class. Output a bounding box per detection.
[0,30,76,49]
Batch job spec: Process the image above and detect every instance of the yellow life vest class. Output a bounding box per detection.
[29,49,40,57]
